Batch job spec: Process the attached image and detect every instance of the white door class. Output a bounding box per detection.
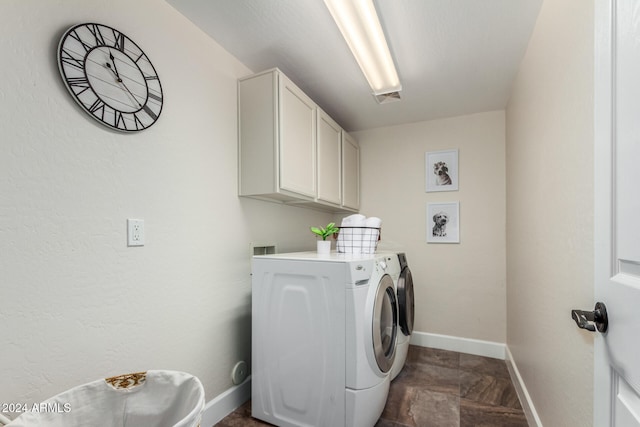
[593,0,640,425]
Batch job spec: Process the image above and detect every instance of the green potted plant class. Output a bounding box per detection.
[310,222,339,254]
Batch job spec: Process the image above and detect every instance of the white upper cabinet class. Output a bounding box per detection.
[316,109,342,206]
[238,68,359,212]
[238,69,315,201]
[341,132,360,210]
[279,75,316,198]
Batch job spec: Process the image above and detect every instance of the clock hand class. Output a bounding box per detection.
[109,52,121,78]
[118,79,142,108]
[105,60,142,108]
[105,62,120,81]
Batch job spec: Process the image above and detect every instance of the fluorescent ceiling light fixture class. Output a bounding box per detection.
[324,0,401,97]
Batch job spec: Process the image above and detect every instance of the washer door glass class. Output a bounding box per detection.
[398,266,415,336]
[373,274,397,373]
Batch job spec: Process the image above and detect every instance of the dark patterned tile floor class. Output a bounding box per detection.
[214,345,528,427]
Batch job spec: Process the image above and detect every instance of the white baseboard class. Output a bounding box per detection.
[505,347,543,427]
[410,331,506,360]
[200,376,251,427]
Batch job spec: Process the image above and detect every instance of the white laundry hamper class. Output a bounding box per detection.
[6,370,205,427]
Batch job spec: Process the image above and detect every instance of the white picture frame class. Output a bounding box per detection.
[425,149,459,192]
[427,202,460,243]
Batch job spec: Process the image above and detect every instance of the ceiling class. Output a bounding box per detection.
[165,0,542,132]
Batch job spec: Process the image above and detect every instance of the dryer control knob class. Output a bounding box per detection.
[380,261,387,270]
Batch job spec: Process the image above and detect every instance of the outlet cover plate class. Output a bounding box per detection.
[127,219,144,247]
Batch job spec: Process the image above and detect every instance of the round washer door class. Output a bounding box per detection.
[372,274,398,373]
[398,266,415,336]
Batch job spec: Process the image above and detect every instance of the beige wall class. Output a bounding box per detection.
[0,0,333,407]
[505,0,594,425]
[353,111,506,343]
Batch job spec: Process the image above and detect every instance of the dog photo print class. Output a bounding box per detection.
[425,149,459,192]
[427,202,460,243]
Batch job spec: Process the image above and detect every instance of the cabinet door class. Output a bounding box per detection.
[279,74,316,198]
[342,132,360,210]
[317,110,342,205]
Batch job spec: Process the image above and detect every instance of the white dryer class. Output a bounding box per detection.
[394,253,415,379]
[379,252,415,380]
[251,252,398,427]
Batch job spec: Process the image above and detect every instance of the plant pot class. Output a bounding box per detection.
[317,240,331,254]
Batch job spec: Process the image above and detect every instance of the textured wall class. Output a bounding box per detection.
[0,0,333,409]
[353,111,506,344]
[505,0,594,425]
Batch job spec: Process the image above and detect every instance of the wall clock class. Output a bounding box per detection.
[57,23,163,132]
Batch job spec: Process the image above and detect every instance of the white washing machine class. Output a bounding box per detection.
[251,252,398,427]
[378,252,415,380]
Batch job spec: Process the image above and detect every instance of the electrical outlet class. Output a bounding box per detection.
[127,219,144,247]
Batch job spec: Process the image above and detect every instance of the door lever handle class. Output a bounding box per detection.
[572,310,596,331]
[571,302,608,333]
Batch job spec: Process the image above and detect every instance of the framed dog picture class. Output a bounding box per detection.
[427,202,460,243]
[425,149,459,192]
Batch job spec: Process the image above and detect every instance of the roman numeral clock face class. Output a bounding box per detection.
[57,23,163,132]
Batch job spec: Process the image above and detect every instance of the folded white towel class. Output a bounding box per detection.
[337,214,366,253]
[351,215,366,253]
[341,214,366,226]
[365,217,382,228]
[363,217,382,253]
[337,215,382,254]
